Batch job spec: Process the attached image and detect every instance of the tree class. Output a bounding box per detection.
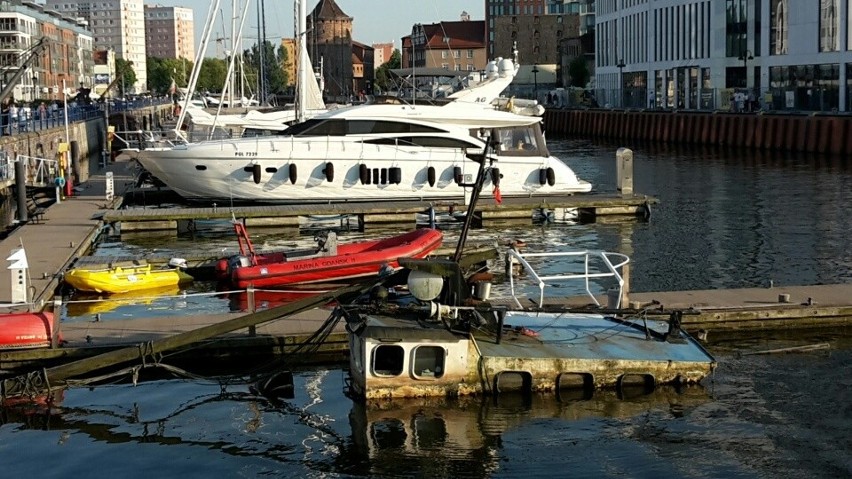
[115,58,138,96]
[243,41,290,101]
[374,49,401,92]
[195,57,228,93]
[147,57,193,95]
[567,56,590,89]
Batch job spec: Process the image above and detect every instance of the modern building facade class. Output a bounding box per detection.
[595,0,851,111]
[144,4,194,61]
[0,1,93,102]
[486,1,594,58]
[45,0,147,93]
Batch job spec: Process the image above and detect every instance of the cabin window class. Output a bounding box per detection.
[283,118,346,136]
[412,346,445,379]
[347,120,445,135]
[372,344,404,376]
[362,136,479,149]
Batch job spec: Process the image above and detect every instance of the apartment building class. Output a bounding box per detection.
[45,0,147,93]
[0,1,93,102]
[144,4,194,61]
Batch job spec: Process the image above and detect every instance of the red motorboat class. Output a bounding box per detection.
[0,311,60,350]
[215,225,443,289]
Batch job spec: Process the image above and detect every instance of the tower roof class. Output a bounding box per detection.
[309,0,352,21]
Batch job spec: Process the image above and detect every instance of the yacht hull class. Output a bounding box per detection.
[134,140,591,204]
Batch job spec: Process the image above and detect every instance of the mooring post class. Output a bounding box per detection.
[14,159,27,223]
[616,147,634,197]
[247,285,256,335]
[51,296,62,349]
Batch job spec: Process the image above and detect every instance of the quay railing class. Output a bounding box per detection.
[506,248,630,310]
[0,152,60,187]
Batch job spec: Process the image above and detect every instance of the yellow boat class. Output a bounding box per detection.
[64,261,193,294]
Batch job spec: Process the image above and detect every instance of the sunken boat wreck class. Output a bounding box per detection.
[263,137,716,401]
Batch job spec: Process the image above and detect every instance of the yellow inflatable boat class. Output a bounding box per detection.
[64,260,193,294]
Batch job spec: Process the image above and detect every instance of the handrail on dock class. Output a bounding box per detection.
[506,248,629,309]
[0,153,60,187]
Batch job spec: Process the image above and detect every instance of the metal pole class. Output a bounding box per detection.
[62,78,72,196]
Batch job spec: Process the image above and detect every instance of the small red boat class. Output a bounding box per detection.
[0,311,60,350]
[216,225,443,289]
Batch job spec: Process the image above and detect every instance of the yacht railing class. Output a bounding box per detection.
[506,248,630,309]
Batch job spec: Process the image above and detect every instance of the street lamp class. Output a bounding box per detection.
[531,64,539,101]
[738,50,753,88]
[616,59,626,107]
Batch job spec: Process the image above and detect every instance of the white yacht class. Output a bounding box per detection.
[133,104,591,203]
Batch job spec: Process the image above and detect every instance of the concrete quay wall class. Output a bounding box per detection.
[544,109,852,156]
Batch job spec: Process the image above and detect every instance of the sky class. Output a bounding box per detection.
[151,0,484,56]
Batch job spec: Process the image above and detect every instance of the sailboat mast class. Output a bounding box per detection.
[296,0,307,123]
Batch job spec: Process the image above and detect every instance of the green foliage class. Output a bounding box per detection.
[242,41,290,99]
[147,57,193,94]
[568,56,590,89]
[195,57,228,93]
[374,49,401,92]
[115,58,137,95]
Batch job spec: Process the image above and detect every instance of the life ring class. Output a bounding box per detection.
[427,166,436,187]
[323,162,334,182]
[288,163,297,184]
[359,164,369,184]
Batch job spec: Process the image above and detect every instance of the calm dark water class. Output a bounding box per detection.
[3,139,852,477]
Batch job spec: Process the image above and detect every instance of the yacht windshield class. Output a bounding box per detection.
[493,125,546,157]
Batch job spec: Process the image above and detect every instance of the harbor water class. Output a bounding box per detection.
[2,138,852,477]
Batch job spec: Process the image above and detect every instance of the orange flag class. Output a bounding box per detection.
[493,185,502,204]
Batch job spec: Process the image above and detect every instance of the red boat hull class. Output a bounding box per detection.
[222,228,443,289]
[0,312,60,350]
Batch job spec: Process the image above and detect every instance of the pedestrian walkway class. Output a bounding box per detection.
[0,159,135,310]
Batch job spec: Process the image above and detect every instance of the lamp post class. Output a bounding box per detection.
[616,59,626,107]
[738,50,753,88]
[531,64,539,102]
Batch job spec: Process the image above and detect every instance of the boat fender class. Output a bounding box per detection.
[253,164,262,184]
[380,168,388,184]
[546,167,556,186]
[427,166,436,187]
[538,168,547,185]
[288,163,297,184]
[359,164,369,184]
[389,167,402,184]
[490,167,501,186]
[453,166,463,184]
[55,177,66,188]
[214,258,230,280]
[323,162,334,182]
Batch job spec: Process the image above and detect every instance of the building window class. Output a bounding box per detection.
[441,51,447,58]
[819,0,839,52]
[725,0,747,58]
[467,49,473,58]
[770,0,788,55]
